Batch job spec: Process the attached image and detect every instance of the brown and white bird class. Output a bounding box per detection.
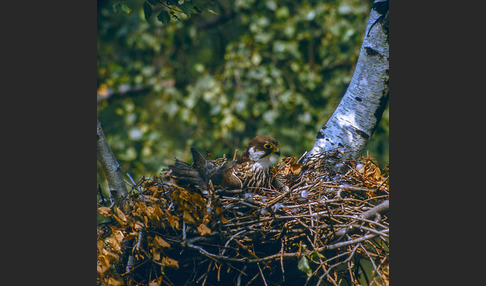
[169,135,281,191]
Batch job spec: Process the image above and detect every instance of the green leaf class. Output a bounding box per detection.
[147,0,158,5]
[157,10,171,24]
[181,1,193,17]
[310,251,326,263]
[297,256,312,277]
[112,3,120,13]
[143,2,152,22]
[121,4,132,15]
[207,8,219,15]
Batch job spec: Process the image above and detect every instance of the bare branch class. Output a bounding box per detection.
[327,229,388,250]
[360,200,389,220]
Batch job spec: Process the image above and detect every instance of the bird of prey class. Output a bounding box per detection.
[168,135,281,192]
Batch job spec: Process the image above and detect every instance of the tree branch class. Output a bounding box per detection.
[360,200,389,221]
[97,118,128,210]
[304,0,389,165]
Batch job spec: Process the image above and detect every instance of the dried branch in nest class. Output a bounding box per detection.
[97,153,389,286]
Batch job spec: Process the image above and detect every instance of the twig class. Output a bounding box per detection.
[222,229,246,256]
[360,243,382,277]
[182,221,187,242]
[236,265,247,286]
[264,186,291,208]
[280,239,285,282]
[126,228,144,272]
[327,229,388,250]
[245,272,260,286]
[196,261,213,284]
[257,263,268,286]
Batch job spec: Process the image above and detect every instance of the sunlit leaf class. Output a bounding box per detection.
[183,210,196,224]
[207,8,218,15]
[116,208,127,223]
[165,209,180,230]
[310,251,326,262]
[107,277,124,286]
[162,257,179,269]
[197,223,212,236]
[291,163,302,175]
[106,229,124,254]
[154,235,171,248]
[297,256,312,276]
[151,247,161,261]
[98,206,112,217]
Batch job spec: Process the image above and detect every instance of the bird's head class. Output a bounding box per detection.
[242,135,280,164]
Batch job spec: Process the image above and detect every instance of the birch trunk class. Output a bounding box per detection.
[303,0,389,166]
[97,118,128,210]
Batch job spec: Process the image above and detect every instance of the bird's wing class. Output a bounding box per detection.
[210,160,242,190]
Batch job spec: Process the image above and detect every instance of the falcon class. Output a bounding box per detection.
[168,135,281,192]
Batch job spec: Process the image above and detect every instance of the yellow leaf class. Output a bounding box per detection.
[107,277,124,286]
[179,190,191,201]
[153,204,163,221]
[165,209,180,230]
[133,221,144,231]
[148,185,160,193]
[98,207,112,217]
[145,206,155,219]
[98,251,118,274]
[106,229,124,253]
[151,247,161,261]
[162,257,179,269]
[221,216,229,224]
[149,277,163,286]
[191,192,206,205]
[116,208,127,223]
[291,163,302,175]
[97,240,104,253]
[154,235,171,248]
[183,210,196,225]
[197,223,212,236]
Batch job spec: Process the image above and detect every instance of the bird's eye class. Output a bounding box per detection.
[264,143,272,149]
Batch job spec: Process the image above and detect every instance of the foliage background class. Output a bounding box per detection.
[97,0,389,189]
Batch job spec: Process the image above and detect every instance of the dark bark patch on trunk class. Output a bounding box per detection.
[365,46,381,57]
[355,128,370,140]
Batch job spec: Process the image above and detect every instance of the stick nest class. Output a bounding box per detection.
[97,153,389,286]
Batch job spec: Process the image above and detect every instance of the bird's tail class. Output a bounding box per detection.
[168,147,211,187]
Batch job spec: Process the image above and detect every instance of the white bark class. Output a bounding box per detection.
[97,118,129,210]
[304,0,389,164]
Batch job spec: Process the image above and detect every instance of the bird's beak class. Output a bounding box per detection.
[274,148,280,156]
